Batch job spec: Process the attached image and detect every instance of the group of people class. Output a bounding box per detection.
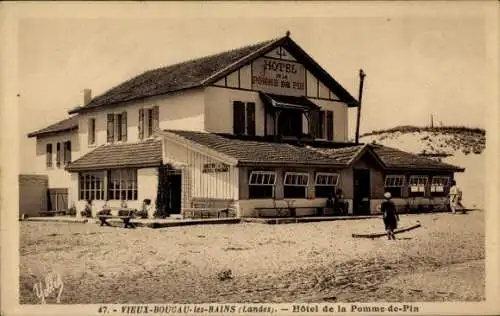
[380,179,464,240]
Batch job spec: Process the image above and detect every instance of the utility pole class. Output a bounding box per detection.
[355,69,366,144]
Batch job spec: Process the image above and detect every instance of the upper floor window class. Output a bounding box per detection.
[139,106,159,139]
[284,172,309,199]
[248,171,276,199]
[46,143,53,168]
[315,110,334,141]
[384,175,405,198]
[233,101,255,136]
[88,118,96,145]
[315,172,339,198]
[107,112,128,143]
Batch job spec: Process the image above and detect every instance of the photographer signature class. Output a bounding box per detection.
[33,270,64,304]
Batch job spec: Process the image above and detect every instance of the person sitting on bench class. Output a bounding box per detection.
[334,189,347,215]
[81,199,92,218]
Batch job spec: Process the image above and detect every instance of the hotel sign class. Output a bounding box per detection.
[252,58,306,96]
[202,163,229,173]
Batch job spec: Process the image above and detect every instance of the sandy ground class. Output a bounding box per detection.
[20,211,485,304]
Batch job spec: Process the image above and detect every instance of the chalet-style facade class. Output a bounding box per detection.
[28,33,464,218]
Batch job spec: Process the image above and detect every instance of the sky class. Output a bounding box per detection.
[11,2,496,173]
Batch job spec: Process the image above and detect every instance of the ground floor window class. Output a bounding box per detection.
[248,171,276,199]
[284,172,309,198]
[108,168,138,200]
[315,172,339,198]
[79,171,105,201]
[408,175,428,197]
[431,176,449,197]
[384,175,405,198]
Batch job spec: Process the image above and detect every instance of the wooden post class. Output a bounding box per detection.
[355,69,366,144]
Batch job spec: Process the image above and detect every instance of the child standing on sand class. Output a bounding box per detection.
[381,192,399,240]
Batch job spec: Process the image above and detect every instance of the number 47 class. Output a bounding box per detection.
[98,306,108,314]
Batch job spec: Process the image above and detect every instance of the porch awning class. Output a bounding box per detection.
[259,92,320,111]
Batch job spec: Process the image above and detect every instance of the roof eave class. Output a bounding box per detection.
[65,161,162,172]
[70,85,204,114]
[27,127,78,138]
[237,161,346,168]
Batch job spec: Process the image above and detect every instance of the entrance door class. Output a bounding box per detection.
[166,174,182,214]
[353,169,371,215]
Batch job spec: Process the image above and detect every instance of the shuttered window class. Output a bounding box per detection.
[88,118,96,145]
[46,144,53,168]
[107,114,114,143]
[233,101,245,135]
[326,111,334,141]
[246,102,256,136]
[138,108,144,140]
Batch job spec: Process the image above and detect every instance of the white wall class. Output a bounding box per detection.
[163,137,238,210]
[70,167,158,218]
[77,88,205,157]
[34,132,79,189]
[138,168,158,218]
[204,86,264,135]
[204,86,349,141]
[309,98,349,142]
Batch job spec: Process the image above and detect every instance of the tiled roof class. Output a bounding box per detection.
[71,39,279,113]
[167,130,341,166]
[70,35,359,114]
[66,139,162,172]
[27,116,78,138]
[168,130,464,172]
[371,145,464,171]
[307,145,366,165]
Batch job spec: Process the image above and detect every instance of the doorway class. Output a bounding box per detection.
[353,169,371,215]
[166,173,182,214]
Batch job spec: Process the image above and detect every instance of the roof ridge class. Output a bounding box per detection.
[153,37,280,76]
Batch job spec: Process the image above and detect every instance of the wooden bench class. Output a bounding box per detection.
[39,210,67,217]
[98,209,136,228]
[183,208,230,219]
[254,206,316,218]
[183,199,234,219]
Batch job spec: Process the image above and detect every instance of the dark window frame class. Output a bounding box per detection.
[46,143,53,168]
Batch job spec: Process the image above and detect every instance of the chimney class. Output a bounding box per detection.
[83,89,92,106]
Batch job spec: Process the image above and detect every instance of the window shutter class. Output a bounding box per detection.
[46,144,52,168]
[107,113,115,143]
[66,141,72,164]
[121,111,127,141]
[233,101,245,135]
[138,108,144,140]
[152,106,159,133]
[326,111,334,141]
[56,142,61,167]
[309,110,319,138]
[318,111,325,139]
[246,102,256,136]
[88,118,94,145]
